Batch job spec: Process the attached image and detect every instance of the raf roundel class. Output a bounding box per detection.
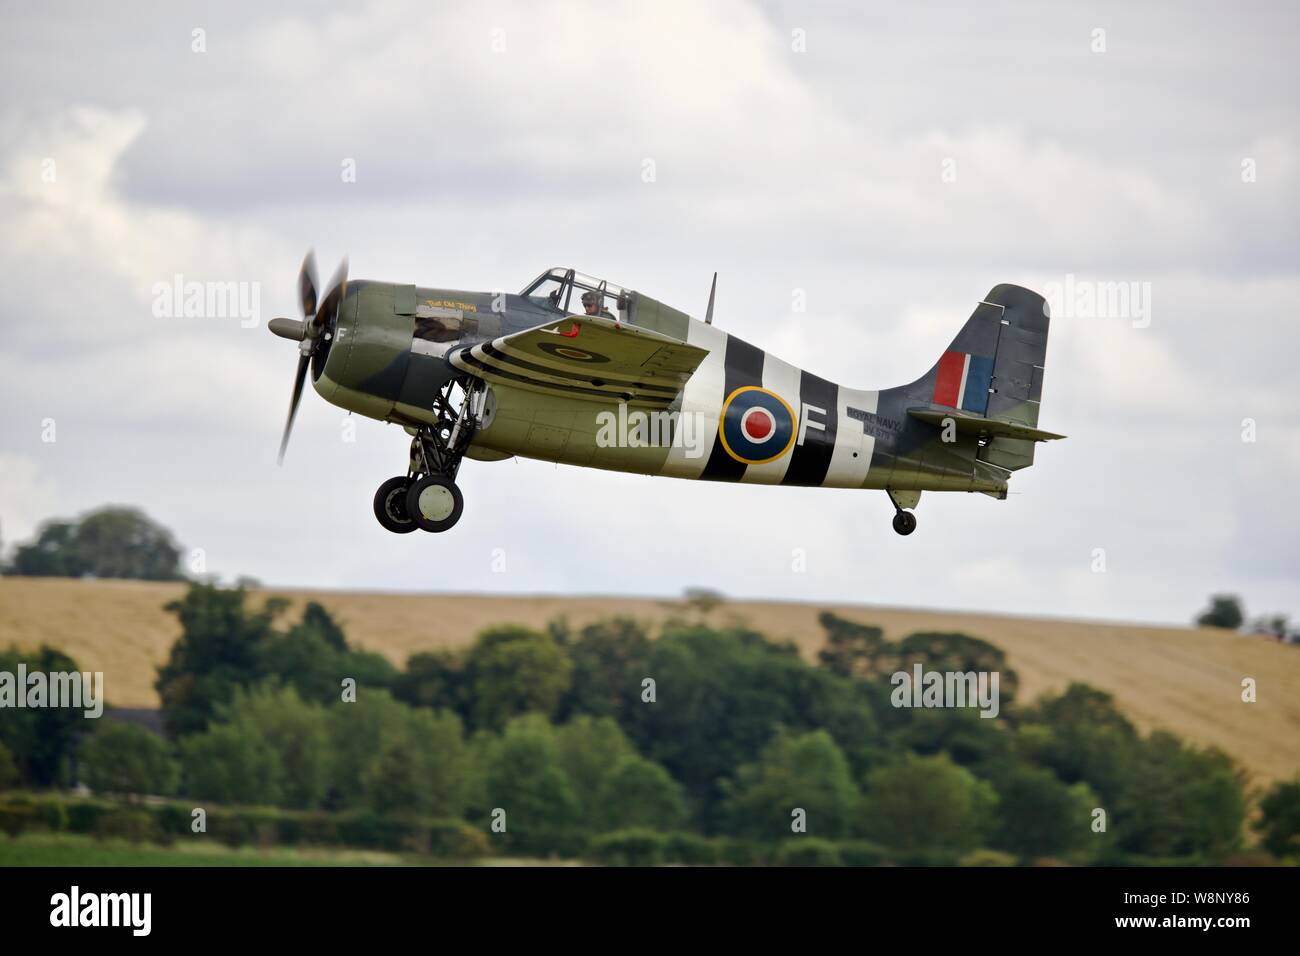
[535,341,610,363]
[718,386,797,465]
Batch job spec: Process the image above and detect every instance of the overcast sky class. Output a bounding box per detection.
[1,0,1296,627]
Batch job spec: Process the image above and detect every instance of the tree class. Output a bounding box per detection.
[392,649,465,714]
[725,729,859,839]
[0,741,19,791]
[0,645,86,786]
[461,728,500,821]
[180,722,283,806]
[555,716,635,819]
[358,706,468,818]
[6,520,76,577]
[221,685,330,809]
[481,714,580,856]
[619,625,806,824]
[594,756,687,832]
[257,626,341,706]
[1196,594,1244,630]
[790,668,886,775]
[894,706,1011,774]
[681,587,725,619]
[621,623,881,831]
[319,688,468,816]
[1250,614,1290,641]
[156,588,390,737]
[816,612,892,679]
[988,764,1096,859]
[259,602,397,706]
[894,631,1020,706]
[324,689,410,809]
[560,618,653,721]
[464,626,573,731]
[155,584,277,737]
[298,602,348,651]
[1112,732,1245,859]
[1254,778,1300,860]
[1018,684,1138,803]
[79,722,179,798]
[7,507,184,580]
[860,753,998,854]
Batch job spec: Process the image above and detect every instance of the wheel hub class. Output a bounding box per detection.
[417,484,456,521]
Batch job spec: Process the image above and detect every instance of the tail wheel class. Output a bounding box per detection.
[892,511,917,536]
[373,476,418,534]
[405,475,464,533]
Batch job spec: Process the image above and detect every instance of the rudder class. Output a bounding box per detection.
[894,284,1055,474]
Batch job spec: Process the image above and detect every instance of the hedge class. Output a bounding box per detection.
[663,832,718,865]
[588,829,667,866]
[836,840,890,867]
[0,793,1085,867]
[0,794,66,836]
[0,794,487,859]
[774,838,842,867]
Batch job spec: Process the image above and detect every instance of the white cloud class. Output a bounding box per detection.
[0,454,59,550]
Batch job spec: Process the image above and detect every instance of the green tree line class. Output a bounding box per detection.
[2,586,1297,864]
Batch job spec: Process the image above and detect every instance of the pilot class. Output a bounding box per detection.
[581,291,614,319]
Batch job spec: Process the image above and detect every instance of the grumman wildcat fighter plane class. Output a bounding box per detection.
[269,255,1064,536]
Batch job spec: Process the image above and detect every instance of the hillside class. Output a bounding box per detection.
[2,577,1297,785]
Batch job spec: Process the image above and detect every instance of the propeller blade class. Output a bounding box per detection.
[325,256,348,301]
[298,251,319,319]
[277,353,311,465]
[311,256,349,335]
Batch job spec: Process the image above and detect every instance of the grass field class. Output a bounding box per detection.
[0,833,573,867]
[0,833,415,866]
[2,576,1298,785]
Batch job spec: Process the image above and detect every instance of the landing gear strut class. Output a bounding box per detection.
[373,378,483,534]
[887,489,917,536]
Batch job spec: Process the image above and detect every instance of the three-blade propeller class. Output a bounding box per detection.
[269,250,348,463]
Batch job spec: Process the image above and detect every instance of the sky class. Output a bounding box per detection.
[0,0,1296,627]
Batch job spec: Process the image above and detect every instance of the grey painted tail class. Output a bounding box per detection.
[889,284,1055,474]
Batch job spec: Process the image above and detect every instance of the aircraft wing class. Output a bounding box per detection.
[449,314,708,408]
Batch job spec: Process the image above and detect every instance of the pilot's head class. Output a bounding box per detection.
[581,291,600,315]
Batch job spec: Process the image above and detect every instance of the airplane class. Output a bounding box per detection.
[269,255,1064,536]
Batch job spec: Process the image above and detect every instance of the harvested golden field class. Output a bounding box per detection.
[2,577,1297,786]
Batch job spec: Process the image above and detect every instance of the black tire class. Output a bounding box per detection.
[892,511,917,536]
[373,476,418,534]
[405,475,464,533]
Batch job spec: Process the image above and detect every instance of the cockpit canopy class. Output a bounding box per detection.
[520,267,632,320]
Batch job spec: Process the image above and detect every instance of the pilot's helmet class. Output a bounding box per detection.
[581,291,600,308]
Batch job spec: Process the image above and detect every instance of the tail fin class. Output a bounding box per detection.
[896,284,1057,474]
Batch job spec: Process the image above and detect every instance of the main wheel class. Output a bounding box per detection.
[373,476,418,534]
[405,475,464,533]
[892,511,917,536]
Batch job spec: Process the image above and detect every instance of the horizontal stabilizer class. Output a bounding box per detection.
[907,407,1066,442]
